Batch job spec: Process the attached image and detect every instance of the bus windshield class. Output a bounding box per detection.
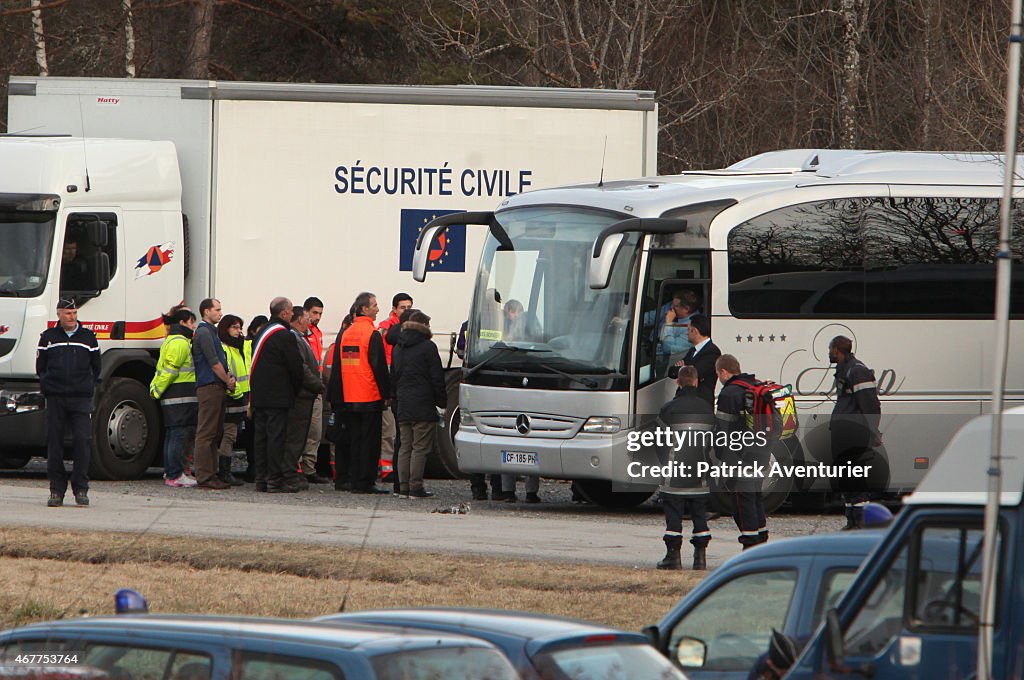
[466,206,639,375]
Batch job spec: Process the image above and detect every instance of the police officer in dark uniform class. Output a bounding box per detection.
[715,353,771,549]
[656,366,715,570]
[37,297,101,507]
[829,335,882,530]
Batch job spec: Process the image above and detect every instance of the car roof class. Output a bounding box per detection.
[318,608,633,642]
[726,530,885,564]
[1,615,497,654]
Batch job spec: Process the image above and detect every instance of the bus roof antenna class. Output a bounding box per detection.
[77,95,91,192]
[598,136,608,187]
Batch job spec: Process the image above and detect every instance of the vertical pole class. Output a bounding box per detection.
[979,2,1023,678]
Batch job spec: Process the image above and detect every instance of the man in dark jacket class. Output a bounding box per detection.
[390,310,446,498]
[829,335,883,529]
[249,297,304,493]
[37,297,101,507]
[191,298,235,490]
[715,354,770,549]
[669,314,721,406]
[656,366,715,570]
[286,305,325,492]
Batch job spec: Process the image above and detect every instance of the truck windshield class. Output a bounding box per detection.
[466,206,639,375]
[0,211,55,298]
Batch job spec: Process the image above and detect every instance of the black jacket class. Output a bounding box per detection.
[390,321,447,422]
[292,328,324,400]
[832,353,882,444]
[658,385,716,494]
[716,372,758,438]
[249,319,303,409]
[669,339,722,405]
[36,322,101,397]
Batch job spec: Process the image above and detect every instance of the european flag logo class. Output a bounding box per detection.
[399,209,466,273]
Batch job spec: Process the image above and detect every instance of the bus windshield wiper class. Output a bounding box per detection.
[527,359,599,388]
[464,342,550,378]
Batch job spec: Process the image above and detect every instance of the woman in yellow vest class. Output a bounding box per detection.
[150,307,198,488]
[216,314,249,486]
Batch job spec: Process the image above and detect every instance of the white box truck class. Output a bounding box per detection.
[0,76,657,479]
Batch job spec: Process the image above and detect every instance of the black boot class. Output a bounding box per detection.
[692,544,707,570]
[218,456,243,486]
[657,537,683,570]
[843,506,864,531]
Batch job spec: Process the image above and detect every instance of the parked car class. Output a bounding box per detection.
[0,615,520,680]
[646,530,883,678]
[317,609,686,680]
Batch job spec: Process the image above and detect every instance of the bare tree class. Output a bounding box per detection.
[184,0,214,79]
[31,0,48,76]
[123,0,135,77]
[838,0,869,148]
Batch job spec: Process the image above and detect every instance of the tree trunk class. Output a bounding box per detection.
[839,0,869,149]
[184,0,214,79]
[31,0,48,77]
[123,0,136,77]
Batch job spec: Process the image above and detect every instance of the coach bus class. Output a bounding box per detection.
[413,149,1024,509]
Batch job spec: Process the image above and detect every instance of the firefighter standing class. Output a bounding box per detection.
[829,335,882,530]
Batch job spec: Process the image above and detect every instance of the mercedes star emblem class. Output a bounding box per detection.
[515,414,531,435]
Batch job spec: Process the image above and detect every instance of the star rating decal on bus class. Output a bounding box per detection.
[735,333,787,343]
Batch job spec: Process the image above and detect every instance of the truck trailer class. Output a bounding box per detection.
[0,77,657,479]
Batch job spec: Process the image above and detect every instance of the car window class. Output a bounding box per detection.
[84,644,212,680]
[532,642,685,680]
[371,646,517,680]
[813,568,858,628]
[909,525,990,631]
[843,544,909,658]
[668,569,798,671]
[236,652,343,680]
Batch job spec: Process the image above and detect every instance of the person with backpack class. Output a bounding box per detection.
[715,353,774,549]
[829,335,882,530]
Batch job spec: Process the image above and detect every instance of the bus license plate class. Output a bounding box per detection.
[502,450,538,467]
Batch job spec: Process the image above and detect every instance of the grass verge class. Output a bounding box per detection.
[0,527,702,630]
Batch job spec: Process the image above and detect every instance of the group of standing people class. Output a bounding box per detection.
[654,315,882,571]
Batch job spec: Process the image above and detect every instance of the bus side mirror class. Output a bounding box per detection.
[826,608,844,667]
[413,224,446,283]
[588,232,624,290]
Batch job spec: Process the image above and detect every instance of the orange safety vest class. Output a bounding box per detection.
[340,316,382,404]
[378,312,401,365]
[306,324,324,366]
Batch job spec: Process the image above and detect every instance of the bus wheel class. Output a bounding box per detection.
[710,441,794,516]
[430,371,467,479]
[0,450,34,469]
[574,479,653,509]
[91,378,160,480]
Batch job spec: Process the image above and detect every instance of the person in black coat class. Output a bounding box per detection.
[656,366,716,571]
[668,314,721,406]
[715,353,771,549]
[390,310,446,498]
[249,297,304,492]
[37,297,101,507]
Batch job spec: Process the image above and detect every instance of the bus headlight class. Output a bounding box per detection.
[582,416,620,434]
[460,409,475,427]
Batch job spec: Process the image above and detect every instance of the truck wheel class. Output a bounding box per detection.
[431,371,467,479]
[0,450,34,469]
[91,377,160,480]
[710,440,793,516]
[574,479,653,509]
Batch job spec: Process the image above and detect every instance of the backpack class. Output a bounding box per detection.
[732,379,798,440]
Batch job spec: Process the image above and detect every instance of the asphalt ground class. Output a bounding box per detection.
[0,458,849,569]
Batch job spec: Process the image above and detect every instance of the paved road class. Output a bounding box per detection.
[0,465,843,569]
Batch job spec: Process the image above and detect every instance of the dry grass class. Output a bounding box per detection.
[0,527,703,631]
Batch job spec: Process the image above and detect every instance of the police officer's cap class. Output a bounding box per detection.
[56,297,77,310]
